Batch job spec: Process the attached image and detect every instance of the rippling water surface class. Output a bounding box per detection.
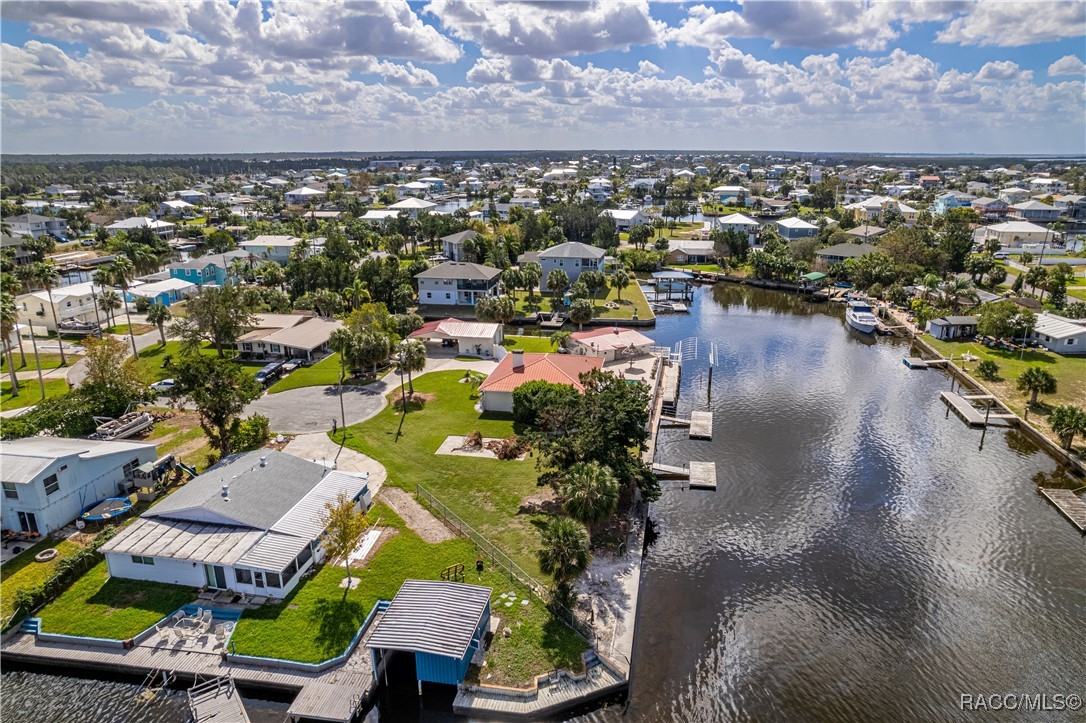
[623,284,1085,722]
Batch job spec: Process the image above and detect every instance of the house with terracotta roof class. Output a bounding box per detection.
[477,351,602,412]
[569,327,655,362]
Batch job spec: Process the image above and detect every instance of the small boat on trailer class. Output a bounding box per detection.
[90,411,154,440]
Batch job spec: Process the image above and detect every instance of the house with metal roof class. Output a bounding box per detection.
[100,450,371,595]
[776,217,818,240]
[1030,312,1086,354]
[235,313,343,361]
[926,315,978,340]
[2,437,158,536]
[415,262,501,307]
[239,235,310,265]
[366,580,492,687]
[538,242,606,292]
[478,351,602,412]
[409,317,504,358]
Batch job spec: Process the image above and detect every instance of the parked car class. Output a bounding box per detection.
[281,359,302,373]
[149,378,176,394]
[993,252,1009,259]
[254,361,285,385]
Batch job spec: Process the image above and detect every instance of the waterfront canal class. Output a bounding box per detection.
[627,284,1085,722]
[2,283,1082,722]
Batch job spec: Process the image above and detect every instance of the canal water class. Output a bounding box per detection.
[2,284,1082,722]
[624,284,1085,722]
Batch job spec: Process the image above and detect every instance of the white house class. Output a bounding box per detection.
[477,352,602,413]
[844,196,919,224]
[388,197,438,219]
[601,209,650,231]
[712,185,749,206]
[16,280,105,333]
[538,242,606,291]
[105,217,175,239]
[714,213,761,242]
[409,317,504,358]
[5,213,69,239]
[998,187,1031,205]
[236,313,343,361]
[415,262,502,306]
[158,199,196,217]
[1030,313,1086,354]
[2,437,158,536]
[776,217,818,240]
[568,327,655,362]
[983,221,1052,247]
[238,235,308,265]
[284,187,326,205]
[100,450,371,596]
[1010,200,1059,223]
[440,230,477,262]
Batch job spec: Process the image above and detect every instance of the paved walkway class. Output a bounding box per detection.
[282,433,386,497]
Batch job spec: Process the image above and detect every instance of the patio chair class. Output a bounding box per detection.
[170,611,186,625]
[214,626,226,645]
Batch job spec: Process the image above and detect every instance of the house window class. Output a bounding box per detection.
[296,545,313,568]
[43,474,60,495]
[265,572,282,588]
[426,292,432,299]
[243,343,252,351]
[131,555,154,565]
[122,458,141,478]
[445,293,451,300]
[270,345,280,353]
[3,482,18,500]
[1068,339,1076,346]
[235,568,253,585]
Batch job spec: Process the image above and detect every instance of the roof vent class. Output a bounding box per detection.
[260,456,267,467]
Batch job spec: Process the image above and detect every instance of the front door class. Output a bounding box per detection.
[204,564,227,589]
[254,571,265,589]
[17,511,38,534]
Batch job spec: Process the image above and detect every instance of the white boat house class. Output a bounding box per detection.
[100,451,371,596]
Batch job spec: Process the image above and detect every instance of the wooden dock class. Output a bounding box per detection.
[660,362,680,414]
[1039,488,1086,532]
[651,462,717,490]
[188,675,250,723]
[659,411,713,440]
[903,357,929,369]
[287,678,372,722]
[453,662,626,719]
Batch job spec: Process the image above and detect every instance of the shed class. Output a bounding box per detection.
[926,315,978,340]
[366,580,492,686]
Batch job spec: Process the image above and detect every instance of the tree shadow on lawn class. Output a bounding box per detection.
[987,348,1059,365]
[86,577,192,614]
[311,596,369,659]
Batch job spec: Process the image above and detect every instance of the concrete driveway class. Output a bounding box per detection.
[283,432,386,497]
[245,384,386,435]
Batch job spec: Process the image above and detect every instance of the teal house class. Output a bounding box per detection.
[167,250,253,287]
[367,580,492,687]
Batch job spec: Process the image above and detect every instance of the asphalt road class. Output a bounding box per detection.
[245,383,387,435]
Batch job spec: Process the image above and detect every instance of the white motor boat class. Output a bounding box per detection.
[845,299,879,334]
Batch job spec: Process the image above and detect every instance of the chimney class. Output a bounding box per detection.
[512,350,524,370]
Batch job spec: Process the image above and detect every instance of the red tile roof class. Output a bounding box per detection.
[478,353,603,393]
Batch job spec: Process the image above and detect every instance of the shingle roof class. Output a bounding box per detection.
[478,353,602,393]
[815,242,879,258]
[415,261,501,281]
[538,241,605,260]
[440,230,477,245]
[366,580,491,659]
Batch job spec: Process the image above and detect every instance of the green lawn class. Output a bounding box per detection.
[106,323,155,336]
[670,263,723,272]
[230,502,586,685]
[36,560,194,639]
[339,371,547,576]
[1,378,69,411]
[137,341,261,382]
[508,282,653,323]
[1,538,85,620]
[1,353,65,372]
[267,354,342,393]
[501,335,557,353]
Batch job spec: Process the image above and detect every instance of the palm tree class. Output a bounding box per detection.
[1048,405,1086,451]
[547,269,569,304]
[501,267,522,299]
[1025,265,1048,298]
[919,273,941,303]
[611,269,631,301]
[343,278,371,310]
[2,273,26,367]
[109,257,140,358]
[1016,366,1057,406]
[521,262,542,300]
[145,303,171,346]
[99,289,122,330]
[112,238,159,274]
[569,298,593,331]
[19,262,67,366]
[550,330,571,350]
[561,462,620,526]
[537,517,591,586]
[940,277,978,314]
[1,291,20,397]
[397,338,427,394]
[328,327,359,433]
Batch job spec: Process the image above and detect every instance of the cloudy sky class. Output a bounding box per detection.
[2,1,1084,155]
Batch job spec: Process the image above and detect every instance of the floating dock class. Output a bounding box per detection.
[1039,488,1086,532]
[658,411,713,440]
[660,362,681,414]
[287,677,373,722]
[940,391,987,426]
[651,462,717,490]
[188,675,250,723]
[903,357,929,369]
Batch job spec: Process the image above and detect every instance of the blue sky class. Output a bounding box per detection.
[2,1,1084,155]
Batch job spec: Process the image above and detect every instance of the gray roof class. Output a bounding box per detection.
[144,450,331,530]
[415,261,501,282]
[815,242,879,259]
[366,580,491,659]
[440,230,477,245]
[939,315,978,325]
[538,241,606,260]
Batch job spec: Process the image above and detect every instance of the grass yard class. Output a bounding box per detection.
[500,335,557,353]
[107,323,155,336]
[1,378,69,411]
[926,336,1086,449]
[1,538,86,620]
[670,263,723,272]
[230,502,586,684]
[267,354,343,393]
[339,371,548,576]
[36,560,194,639]
[1,353,66,372]
[137,341,261,382]
[508,282,653,323]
